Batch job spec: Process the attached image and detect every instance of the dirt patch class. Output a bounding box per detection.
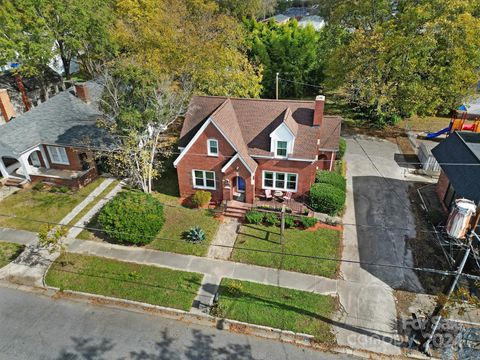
[407,184,450,294]
[306,222,343,232]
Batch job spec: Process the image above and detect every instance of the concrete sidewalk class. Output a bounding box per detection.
[0,178,116,287]
[68,238,339,296]
[0,228,37,245]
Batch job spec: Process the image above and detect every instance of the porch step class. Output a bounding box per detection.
[4,178,26,187]
[224,206,248,219]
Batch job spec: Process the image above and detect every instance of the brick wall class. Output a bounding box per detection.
[30,167,98,190]
[176,123,236,202]
[222,157,254,203]
[436,170,449,204]
[42,145,83,171]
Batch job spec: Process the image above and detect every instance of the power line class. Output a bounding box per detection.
[277,77,323,89]
[1,212,478,280]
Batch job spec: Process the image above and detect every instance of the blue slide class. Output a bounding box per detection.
[426,126,450,139]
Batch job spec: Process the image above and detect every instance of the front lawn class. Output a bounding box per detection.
[148,205,219,256]
[231,224,340,277]
[0,241,24,267]
[0,178,105,232]
[45,253,202,311]
[214,279,336,343]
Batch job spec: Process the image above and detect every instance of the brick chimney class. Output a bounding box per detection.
[313,95,325,127]
[0,89,16,123]
[75,83,89,103]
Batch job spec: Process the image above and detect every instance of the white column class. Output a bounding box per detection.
[0,158,8,178]
[18,153,31,181]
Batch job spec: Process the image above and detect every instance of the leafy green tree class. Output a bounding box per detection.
[114,0,262,97]
[245,18,322,98]
[326,0,480,125]
[217,0,277,19]
[0,0,115,79]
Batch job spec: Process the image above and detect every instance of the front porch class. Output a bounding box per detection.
[254,196,311,215]
[16,166,89,180]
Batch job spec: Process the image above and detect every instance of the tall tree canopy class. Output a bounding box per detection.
[245,19,323,99]
[114,0,262,97]
[325,0,480,124]
[217,0,277,20]
[0,0,115,79]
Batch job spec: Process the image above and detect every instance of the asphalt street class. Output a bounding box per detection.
[0,286,358,360]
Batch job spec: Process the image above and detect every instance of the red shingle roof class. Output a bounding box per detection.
[179,96,342,160]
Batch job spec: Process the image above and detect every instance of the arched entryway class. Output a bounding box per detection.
[0,156,23,178]
[232,176,246,202]
[28,150,43,168]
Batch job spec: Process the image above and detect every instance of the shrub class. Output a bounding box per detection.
[264,212,279,226]
[309,183,346,216]
[337,137,347,159]
[184,225,206,243]
[284,214,295,228]
[315,170,346,192]
[192,190,212,208]
[98,191,164,245]
[58,186,69,193]
[300,216,318,229]
[33,182,45,191]
[245,210,264,224]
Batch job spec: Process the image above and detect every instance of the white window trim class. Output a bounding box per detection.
[192,169,216,190]
[275,140,288,158]
[262,170,298,192]
[207,139,219,156]
[46,146,70,165]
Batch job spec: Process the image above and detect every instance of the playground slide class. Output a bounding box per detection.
[426,126,450,139]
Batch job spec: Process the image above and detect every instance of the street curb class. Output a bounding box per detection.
[0,280,435,360]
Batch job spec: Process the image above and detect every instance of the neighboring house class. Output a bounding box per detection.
[298,15,325,31]
[264,14,291,24]
[0,82,109,189]
[173,95,342,204]
[432,131,480,210]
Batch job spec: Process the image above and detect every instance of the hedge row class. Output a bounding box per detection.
[245,210,317,229]
[310,169,346,216]
[315,170,346,192]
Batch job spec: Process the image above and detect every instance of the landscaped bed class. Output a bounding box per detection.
[0,241,24,267]
[213,278,336,343]
[231,224,340,277]
[0,178,105,232]
[45,253,202,311]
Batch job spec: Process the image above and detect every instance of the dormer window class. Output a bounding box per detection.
[276,141,288,157]
[208,139,218,156]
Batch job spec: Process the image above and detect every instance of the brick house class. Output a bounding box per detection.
[432,131,480,210]
[174,95,342,204]
[0,82,110,189]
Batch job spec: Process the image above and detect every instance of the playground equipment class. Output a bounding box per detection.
[426,110,480,139]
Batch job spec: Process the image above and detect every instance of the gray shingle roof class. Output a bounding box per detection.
[0,81,110,156]
[432,132,480,203]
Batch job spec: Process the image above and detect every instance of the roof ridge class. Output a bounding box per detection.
[193,95,315,104]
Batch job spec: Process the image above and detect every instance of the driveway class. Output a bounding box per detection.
[0,285,359,360]
[334,135,423,355]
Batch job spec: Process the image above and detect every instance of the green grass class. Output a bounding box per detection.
[214,279,336,342]
[147,206,220,256]
[0,241,24,267]
[0,178,105,232]
[67,179,120,226]
[45,253,202,311]
[231,224,340,277]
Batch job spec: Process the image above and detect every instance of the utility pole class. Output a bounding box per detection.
[276,72,279,100]
[421,203,480,354]
[280,204,285,244]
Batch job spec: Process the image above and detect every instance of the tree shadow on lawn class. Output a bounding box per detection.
[237,224,281,245]
[220,286,408,349]
[56,329,255,360]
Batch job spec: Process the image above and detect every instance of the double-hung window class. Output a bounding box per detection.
[193,170,216,190]
[263,171,298,192]
[46,146,69,165]
[276,141,288,157]
[207,139,218,156]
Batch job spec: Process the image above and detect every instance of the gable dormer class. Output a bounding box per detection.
[270,108,297,158]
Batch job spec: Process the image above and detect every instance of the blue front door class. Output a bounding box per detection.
[237,177,246,192]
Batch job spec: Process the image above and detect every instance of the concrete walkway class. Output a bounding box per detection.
[67,238,339,296]
[0,227,37,245]
[206,217,239,260]
[0,178,116,287]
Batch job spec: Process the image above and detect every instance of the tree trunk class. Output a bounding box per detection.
[57,41,71,80]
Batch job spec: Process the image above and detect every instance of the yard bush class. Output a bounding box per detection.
[315,170,346,192]
[337,137,347,160]
[184,226,206,243]
[245,210,264,224]
[192,190,212,208]
[98,191,164,245]
[284,215,295,228]
[309,183,346,216]
[32,182,45,191]
[300,216,317,229]
[264,212,279,226]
